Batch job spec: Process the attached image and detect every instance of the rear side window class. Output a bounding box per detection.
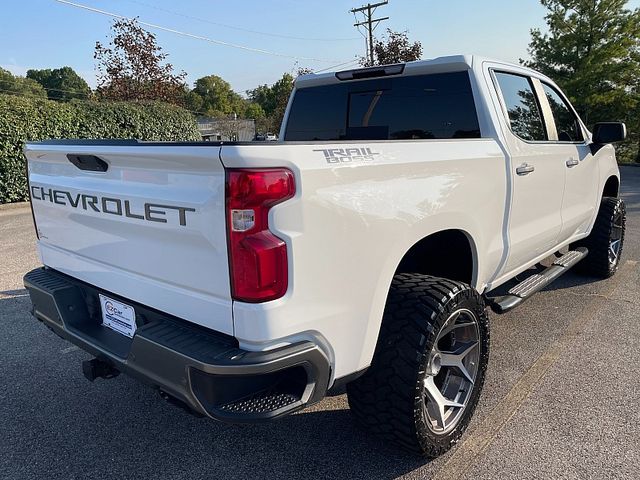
[284,71,481,141]
[541,83,584,142]
[494,72,547,142]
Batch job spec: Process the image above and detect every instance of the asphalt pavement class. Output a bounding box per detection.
[1,166,639,480]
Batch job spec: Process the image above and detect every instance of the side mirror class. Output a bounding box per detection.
[592,122,627,145]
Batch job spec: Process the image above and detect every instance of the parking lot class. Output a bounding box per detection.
[1,166,639,480]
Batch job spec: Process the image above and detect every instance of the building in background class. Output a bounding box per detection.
[198,117,256,142]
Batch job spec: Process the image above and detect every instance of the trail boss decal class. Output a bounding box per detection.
[30,186,195,227]
[314,147,380,164]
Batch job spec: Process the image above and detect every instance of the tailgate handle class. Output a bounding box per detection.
[67,154,109,172]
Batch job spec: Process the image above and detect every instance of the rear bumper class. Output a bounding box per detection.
[23,267,330,422]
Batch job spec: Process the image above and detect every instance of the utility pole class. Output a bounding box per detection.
[350,1,389,66]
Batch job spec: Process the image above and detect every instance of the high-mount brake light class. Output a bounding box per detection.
[225,168,295,303]
[335,63,405,81]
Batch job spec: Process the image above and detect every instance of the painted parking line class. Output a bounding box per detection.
[433,260,638,480]
[0,291,29,300]
[61,345,80,354]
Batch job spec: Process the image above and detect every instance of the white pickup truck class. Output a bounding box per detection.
[23,56,627,457]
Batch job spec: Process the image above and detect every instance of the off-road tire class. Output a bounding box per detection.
[575,197,626,278]
[347,274,489,457]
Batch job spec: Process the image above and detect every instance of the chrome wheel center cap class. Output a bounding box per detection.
[428,352,442,376]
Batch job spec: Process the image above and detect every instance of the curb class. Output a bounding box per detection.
[0,201,30,212]
[619,163,640,168]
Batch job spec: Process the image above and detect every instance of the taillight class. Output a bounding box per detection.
[225,168,295,302]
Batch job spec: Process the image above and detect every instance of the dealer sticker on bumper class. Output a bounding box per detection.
[99,294,137,338]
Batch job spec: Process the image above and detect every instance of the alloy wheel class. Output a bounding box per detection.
[423,308,480,435]
[609,209,624,267]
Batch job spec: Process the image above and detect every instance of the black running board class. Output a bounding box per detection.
[487,247,588,314]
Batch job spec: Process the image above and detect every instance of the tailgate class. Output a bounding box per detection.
[24,141,233,335]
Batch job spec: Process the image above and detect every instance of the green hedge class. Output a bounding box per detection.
[0,94,201,203]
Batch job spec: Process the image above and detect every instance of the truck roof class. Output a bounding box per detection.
[295,55,540,89]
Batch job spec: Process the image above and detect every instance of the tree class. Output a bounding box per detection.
[94,18,187,105]
[183,88,204,113]
[191,74,246,117]
[245,68,312,133]
[247,84,276,117]
[0,68,47,98]
[244,102,265,120]
[360,29,423,67]
[247,73,296,133]
[186,75,265,119]
[26,67,91,101]
[524,0,640,162]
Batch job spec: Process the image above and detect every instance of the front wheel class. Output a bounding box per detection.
[575,197,626,278]
[347,274,490,457]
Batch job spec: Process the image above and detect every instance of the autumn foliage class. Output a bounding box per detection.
[94,18,187,105]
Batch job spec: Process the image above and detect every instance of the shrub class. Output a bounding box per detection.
[0,94,201,203]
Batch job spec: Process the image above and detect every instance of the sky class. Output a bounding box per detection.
[2,0,639,95]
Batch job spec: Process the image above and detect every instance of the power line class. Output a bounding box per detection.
[54,0,348,63]
[350,1,389,65]
[123,0,360,43]
[314,59,361,73]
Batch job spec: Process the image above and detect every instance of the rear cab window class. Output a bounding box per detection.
[540,83,584,142]
[494,72,547,142]
[284,71,481,141]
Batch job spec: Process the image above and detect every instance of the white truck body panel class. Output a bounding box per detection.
[24,55,621,384]
[25,144,234,335]
[475,59,619,287]
[220,139,506,378]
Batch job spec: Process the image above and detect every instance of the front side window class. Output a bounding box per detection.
[541,83,584,142]
[284,71,481,141]
[494,72,547,142]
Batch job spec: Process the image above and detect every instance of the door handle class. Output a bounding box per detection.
[566,158,579,168]
[516,164,535,176]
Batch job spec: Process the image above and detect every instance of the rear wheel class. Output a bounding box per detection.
[575,197,626,278]
[347,274,489,457]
